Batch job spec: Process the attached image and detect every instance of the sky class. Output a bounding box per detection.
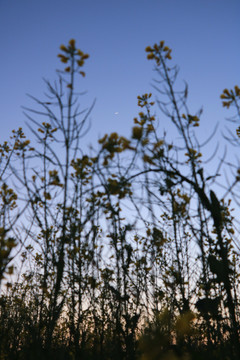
[0,0,239,153]
[0,0,239,285]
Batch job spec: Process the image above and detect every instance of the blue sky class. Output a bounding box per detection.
[0,0,239,149]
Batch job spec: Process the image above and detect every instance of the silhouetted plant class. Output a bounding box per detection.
[0,39,240,360]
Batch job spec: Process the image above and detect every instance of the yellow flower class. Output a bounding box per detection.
[82,54,89,60]
[69,39,76,48]
[132,126,143,140]
[59,55,68,63]
[43,192,51,200]
[165,51,172,60]
[234,85,240,96]
[147,124,154,133]
[77,49,84,56]
[145,46,152,52]
[147,53,154,60]
[60,44,68,52]
[223,88,230,96]
[77,59,84,66]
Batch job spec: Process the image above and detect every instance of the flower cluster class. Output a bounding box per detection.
[145,41,172,65]
[58,39,89,78]
[99,133,134,166]
[182,113,200,127]
[220,86,240,109]
[132,94,155,142]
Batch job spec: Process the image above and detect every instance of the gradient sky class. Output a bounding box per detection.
[0,0,239,152]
